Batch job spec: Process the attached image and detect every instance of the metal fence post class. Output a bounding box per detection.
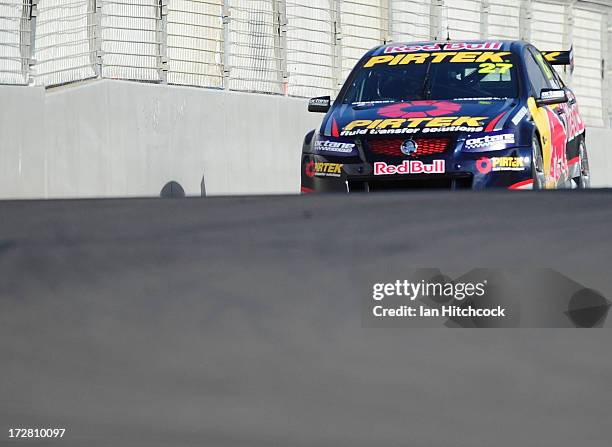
[222,0,231,90]
[381,0,391,43]
[481,0,490,39]
[89,0,103,79]
[603,7,611,127]
[331,0,343,94]
[562,0,575,86]
[23,0,38,85]
[430,0,444,41]
[273,0,288,95]
[520,0,532,42]
[157,0,168,84]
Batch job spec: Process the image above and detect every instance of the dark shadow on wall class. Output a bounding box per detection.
[160,181,186,199]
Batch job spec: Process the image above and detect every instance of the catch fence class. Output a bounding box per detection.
[1,0,611,127]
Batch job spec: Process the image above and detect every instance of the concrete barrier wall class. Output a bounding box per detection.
[586,127,612,188]
[1,80,322,199]
[0,80,611,199]
[0,86,47,199]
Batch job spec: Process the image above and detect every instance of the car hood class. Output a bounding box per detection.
[321,98,523,138]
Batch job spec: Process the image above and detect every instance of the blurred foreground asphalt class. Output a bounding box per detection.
[1,191,612,446]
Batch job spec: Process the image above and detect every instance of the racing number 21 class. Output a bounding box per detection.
[478,63,513,74]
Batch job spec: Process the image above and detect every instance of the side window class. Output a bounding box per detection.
[532,49,562,89]
[549,67,566,89]
[524,50,553,96]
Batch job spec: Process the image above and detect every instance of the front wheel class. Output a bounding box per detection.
[532,135,546,189]
[575,140,590,189]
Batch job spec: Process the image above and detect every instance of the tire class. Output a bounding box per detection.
[532,134,546,190]
[576,140,590,189]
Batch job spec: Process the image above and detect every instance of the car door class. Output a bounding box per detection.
[547,58,586,178]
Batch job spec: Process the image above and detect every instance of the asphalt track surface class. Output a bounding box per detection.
[1,191,612,447]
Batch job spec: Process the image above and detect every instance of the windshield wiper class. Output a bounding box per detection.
[420,60,434,100]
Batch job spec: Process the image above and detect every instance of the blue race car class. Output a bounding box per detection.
[301,40,589,192]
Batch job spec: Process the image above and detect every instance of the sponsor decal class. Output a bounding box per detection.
[364,51,512,68]
[378,101,461,118]
[384,43,443,54]
[556,93,585,142]
[374,160,446,176]
[543,49,574,73]
[484,111,507,132]
[352,100,397,107]
[384,41,502,54]
[476,156,529,174]
[463,131,516,152]
[541,90,566,101]
[477,63,514,74]
[314,140,357,156]
[511,107,529,125]
[341,116,487,137]
[546,107,569,184]
[526,95,583,187]
[454,97,508,101]
[309,97,330,106]
[445,42,503,51]
[305,161,343,178]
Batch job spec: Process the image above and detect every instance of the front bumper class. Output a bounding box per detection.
[301,147,533,192]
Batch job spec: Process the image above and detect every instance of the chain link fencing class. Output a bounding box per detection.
[166,0,224,88]
[227,0,284,94]
[0,0,33,84]
[487,0,521,40]
[1,0,612,127]
[34,0,96,86]
[99,0,162,81]
[286,0,334,97]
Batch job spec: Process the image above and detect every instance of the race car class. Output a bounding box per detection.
[301,40,590,192]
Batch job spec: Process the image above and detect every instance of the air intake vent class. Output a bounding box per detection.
[369,138,452,158]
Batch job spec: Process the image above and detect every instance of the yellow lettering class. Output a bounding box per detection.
[544,52,561,63]
[344,120,372,131]
[430,52,457,63]
[364,56,395,68]
[427,117,456,127]
[450,52,481,63]
[406,118,432,128]
[389,55,407,66]
[367,119,384,129]
[475,52,512,63]
[378,119,406,129]
[399,53,431,65]
[452,116,488,127]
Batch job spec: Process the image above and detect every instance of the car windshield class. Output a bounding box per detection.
[341,51,520,104]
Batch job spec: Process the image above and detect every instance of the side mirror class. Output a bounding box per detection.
[536,89,568,107]
[308,96,331,113]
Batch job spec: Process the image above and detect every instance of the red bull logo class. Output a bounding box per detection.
[374,160,446,176]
